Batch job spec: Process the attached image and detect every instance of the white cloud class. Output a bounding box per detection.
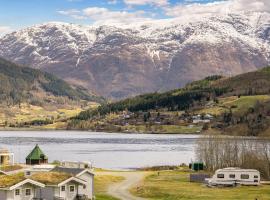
[58,6,154,26]
[58,9,87,20]
[83,7,153,25]
[123,0,169,7]
[165,0,270,17]
[0,26,12,37]
[108,0,118,4]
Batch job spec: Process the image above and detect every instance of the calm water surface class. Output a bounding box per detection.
[0,131,198,169]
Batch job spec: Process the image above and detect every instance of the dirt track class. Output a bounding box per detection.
[97,171,147,200]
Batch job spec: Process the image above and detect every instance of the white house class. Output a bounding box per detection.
[24,164,56,176]
[0,175,45,200]
[52,166,94,199]
[206,168,260,186]
[61,161,92,169]
[32,172,88,200]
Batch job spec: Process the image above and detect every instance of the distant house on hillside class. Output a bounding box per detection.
[26,144,48,165]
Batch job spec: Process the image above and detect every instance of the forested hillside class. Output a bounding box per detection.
[0,58,104,105]
[69,67,270,136]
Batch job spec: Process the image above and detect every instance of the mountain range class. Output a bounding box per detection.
[0,58,102,106]
[0,11,270,99]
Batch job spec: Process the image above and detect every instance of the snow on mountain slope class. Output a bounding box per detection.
[0,12,270,99]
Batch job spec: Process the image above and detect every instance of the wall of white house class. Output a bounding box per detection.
[59,182,79,200]
[36,186,54,200]
[78,173,94,199]
[5,183,38,200]
[0,191,7,199]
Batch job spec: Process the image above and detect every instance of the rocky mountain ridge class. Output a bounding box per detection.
[1,11,270,99]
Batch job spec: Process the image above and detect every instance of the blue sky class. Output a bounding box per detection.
[0,0,221,31]
[0,0,268,35]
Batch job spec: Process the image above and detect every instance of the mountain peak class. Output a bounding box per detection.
[0,12,270,99]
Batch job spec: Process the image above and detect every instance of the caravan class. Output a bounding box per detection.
[206,168,260,186]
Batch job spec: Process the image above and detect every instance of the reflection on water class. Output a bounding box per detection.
[0,131,198,169]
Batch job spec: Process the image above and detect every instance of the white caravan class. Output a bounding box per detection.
[206,168,260,186]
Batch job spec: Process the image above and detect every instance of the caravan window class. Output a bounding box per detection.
[254,175,258,178]
[241,174,249,179]
[229,174,235,178]
[217,174,224,178]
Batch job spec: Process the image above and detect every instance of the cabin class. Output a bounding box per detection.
[26,145,48,165]
[0,174,45,200]
[52,166,94,199]
[31,172,89,200]
[206,168,260,186]
[24,164,56,176]
[61,161,92,169]
[0,149,14,166]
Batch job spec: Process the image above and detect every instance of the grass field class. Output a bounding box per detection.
[124,125,202,134]
[131,170,270,200]
[94,174,124,200]
[197,95,270,116]
[0,102,99,129]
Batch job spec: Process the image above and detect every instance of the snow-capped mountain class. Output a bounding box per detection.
[0,12,270,99]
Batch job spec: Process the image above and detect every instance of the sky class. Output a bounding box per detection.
[0,0,270,36]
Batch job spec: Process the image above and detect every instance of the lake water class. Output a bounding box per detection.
[0,131,198,169]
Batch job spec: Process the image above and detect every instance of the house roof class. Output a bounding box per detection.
[9,179,45,190]
[52,166,85,175]
[26,144,48,160]
[0,173,26,188]
[31,172,72,186]
[57,177,86,187]
[52,166,94,176]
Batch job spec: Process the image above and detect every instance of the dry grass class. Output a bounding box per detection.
[131,170,270,200]
[95,175,125,193]
[0,165,23,172]
[31,172,72,185]
[0,173,25,188]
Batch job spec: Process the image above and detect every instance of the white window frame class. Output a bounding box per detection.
[15,189,20,196]
[69,185,75,193]
[25,188,32,196]
[61,185,66,192]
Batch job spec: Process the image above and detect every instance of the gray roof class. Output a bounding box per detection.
[52,167,85,176]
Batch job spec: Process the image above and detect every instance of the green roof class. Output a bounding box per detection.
[0,173,26,188]
[26,145,48,160]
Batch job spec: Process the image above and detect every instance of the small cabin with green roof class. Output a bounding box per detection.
[26,145,48,165]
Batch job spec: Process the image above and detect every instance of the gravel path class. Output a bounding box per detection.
[98,171,147,200]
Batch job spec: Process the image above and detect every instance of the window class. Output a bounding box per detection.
[217,174,224,178]
[254,175,258,178]
[61,186,65,192]
[241,174,249,179]
[229,174,235,179]
[69,185,75,193]
[15,189,20,196]
[25,189,31,196]
[26,171,31,176]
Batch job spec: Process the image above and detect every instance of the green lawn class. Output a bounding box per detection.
[197,95,270,116]
[124,125,201,134]
[223,95,270,114]
[95,194,120,200]
[131,170,270,200]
